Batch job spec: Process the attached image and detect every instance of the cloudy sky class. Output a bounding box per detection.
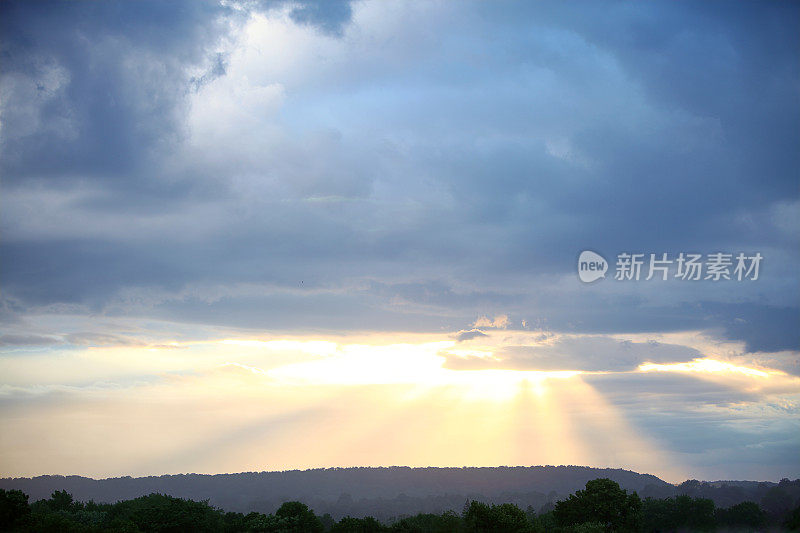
[1,0,798,483]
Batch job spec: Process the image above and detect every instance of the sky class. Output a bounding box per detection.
[0,0,798,483]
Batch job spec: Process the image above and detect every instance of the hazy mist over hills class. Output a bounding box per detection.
[1,466,793,520]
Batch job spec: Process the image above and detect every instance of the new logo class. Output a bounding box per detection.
[578,250,607,283]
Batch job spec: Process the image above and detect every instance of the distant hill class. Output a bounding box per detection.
[0,466,788,521]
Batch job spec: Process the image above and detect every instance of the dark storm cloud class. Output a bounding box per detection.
[0,0,227,183]
[0,0,797,358]
[704,303,800,354]
[476,0,800,202]
[0,0,354,188]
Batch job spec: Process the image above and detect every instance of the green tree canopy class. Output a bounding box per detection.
[0,489,31,531]
[273,501,324,533]
[331,515,387,532]
[715,500,766,529]
[553,478,641,532]
[101,492,224,532]
[463,500,531,532]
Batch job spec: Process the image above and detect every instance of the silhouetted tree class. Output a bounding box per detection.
[101,492,224,532]
[530,510,557,533]
[785,504,800,531]
[641,494,715,532]
[553,478,641,532]
[762,485,794,523]
[0,489,31,531]
[331,515,387,532]
[715,500,766,530]
[463,500,531,532]
[222,510,248,532]
[390,511,461,532]
[273,501,325,532]
[320,512,336,531]
[47,489,77,512]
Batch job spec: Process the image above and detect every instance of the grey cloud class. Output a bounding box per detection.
[454,329,488,342]
[0,334,61,347]
[706,303,800,354]
[576,371,800,479]
[0,1,230,184]
[581,372,766,408]
[189,53,228,92]
[0,0,354,191]
[288,0,353,36]
[64,333,146,347]
[444,336,702,372]
[742,351,800,378]
[0,330,147,349]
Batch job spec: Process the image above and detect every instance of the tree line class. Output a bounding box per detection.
[1,477,799,532]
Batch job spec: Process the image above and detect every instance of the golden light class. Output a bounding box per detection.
[7,333,782,482]
[639,358,773,378]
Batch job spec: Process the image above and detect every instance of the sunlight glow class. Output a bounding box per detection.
[220,339,339,356]
[263,340,583,402]
[2,331,793,482]
[638,358,772,378]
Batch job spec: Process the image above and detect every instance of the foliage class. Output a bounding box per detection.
[462,500,531,532]
[390,511,461,532]
[101,492,225,532]
[330,515,387,532]
[641,494,716,532]
[0,489,32,531]
[553,478,641,532]
[272,501,325,532]
[785,504,800,531]
[714,500,766,530]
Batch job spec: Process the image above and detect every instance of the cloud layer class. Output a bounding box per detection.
[2,0,798,350]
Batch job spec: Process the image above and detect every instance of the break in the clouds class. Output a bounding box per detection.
[1,1,798,481]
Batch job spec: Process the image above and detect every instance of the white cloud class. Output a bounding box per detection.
[473,314,509,329]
